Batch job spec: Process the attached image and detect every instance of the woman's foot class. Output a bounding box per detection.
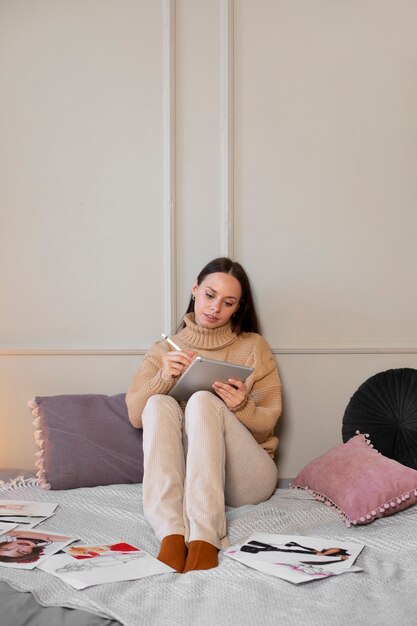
[182,540,219,573]
[157,534,187,573]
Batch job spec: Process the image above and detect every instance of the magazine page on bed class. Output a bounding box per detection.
[0,522,17,535]
[0,500,58,518]
[0,529,76,570]
[226,533,364,584]
[0,499,58,530]
[38,542,175,589]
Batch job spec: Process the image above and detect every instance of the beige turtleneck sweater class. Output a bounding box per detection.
[126,313,282,456]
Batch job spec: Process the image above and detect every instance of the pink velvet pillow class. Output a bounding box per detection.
[291,434,417,527]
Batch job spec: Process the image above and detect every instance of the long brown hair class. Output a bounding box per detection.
[178,257,260,334]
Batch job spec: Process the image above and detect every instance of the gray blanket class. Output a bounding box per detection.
[0,478,416,626]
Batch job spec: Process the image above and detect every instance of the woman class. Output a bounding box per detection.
[126,257,282,573]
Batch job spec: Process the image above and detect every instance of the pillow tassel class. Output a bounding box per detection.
[294,484,353,527]
[33,456,52,490]
[35,469,51,490]
[34,430,45,449]
[27,399,40,417]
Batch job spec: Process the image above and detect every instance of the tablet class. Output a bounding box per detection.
[168,356,254,402]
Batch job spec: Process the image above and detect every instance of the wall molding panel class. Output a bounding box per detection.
[2,1,417,477]
[1,345,416,357]
[0,350,148,357]
[163,0,177,335]
[272,346,417,356]
[220,0,234,258]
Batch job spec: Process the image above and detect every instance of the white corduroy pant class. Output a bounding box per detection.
[141,391,278,549]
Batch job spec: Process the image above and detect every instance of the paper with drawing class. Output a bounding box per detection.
[225,533,364,584]
[39,542,174,588]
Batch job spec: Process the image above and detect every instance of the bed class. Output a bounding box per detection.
[1,471,417,626]
[1,369,417,626]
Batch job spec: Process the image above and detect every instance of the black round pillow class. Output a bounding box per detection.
[342,368,417,470]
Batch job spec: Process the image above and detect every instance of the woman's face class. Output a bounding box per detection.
[0,539,37,557]
[192,272,241,329]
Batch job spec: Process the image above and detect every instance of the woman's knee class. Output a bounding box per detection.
[184,391,227,438]
[226,459,278,507]
[142,394,182,424]
[185,390,223,414]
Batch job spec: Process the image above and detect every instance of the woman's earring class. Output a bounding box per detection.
[192,294,195,301]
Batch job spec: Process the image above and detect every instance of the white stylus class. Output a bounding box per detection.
[161,333,181,351]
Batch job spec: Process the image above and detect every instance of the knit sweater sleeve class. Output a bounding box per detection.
[233,335,282,443]
[125,342,175,428]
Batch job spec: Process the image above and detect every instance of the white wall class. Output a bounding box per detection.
[1,0,417,478]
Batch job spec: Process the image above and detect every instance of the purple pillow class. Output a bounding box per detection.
[28,394,143,490]
[291,433,417,527]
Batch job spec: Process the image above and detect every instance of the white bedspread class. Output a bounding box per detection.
[0,479,416,626]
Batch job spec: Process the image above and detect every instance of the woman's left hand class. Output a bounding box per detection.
[212,378,247,410]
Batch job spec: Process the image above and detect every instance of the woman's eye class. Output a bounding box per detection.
[206,292,214,299]
[224,302,233,307]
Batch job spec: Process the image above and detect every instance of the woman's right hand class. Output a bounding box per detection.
[161,350,195,382]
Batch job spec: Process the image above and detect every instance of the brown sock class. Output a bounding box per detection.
[182,540,219,573]
[157,534,187,573]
